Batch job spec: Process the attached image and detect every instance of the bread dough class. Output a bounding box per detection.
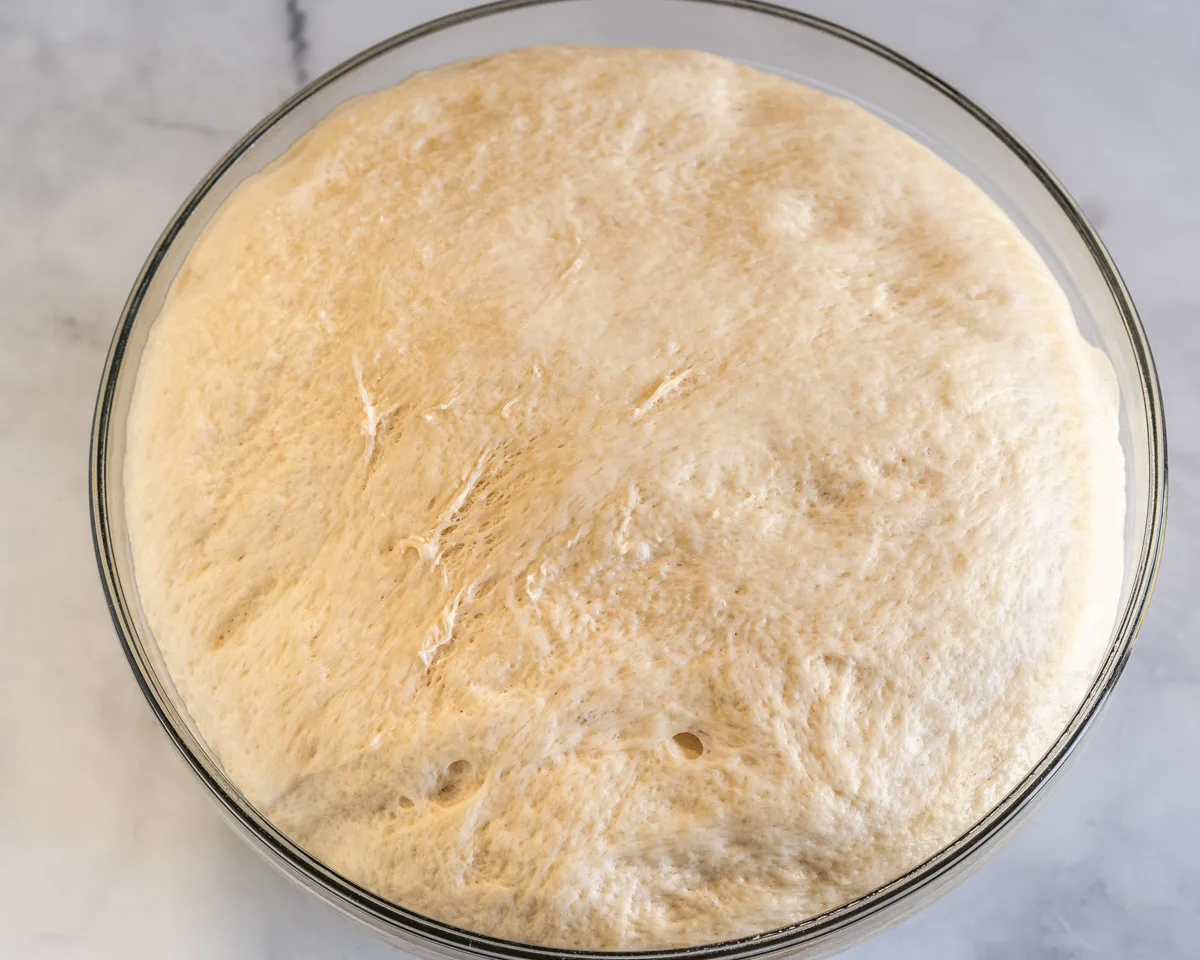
[125,46,1124,949]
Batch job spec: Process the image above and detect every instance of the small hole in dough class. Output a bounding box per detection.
[397,796,414,809]
[434,759,475,805]
[672,732,704,759]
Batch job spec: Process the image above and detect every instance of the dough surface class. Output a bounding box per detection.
[125,47,1124,949]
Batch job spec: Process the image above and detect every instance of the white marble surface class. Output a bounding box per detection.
[2,1,1197,957]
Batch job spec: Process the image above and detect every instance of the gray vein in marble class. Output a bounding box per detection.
[286,0,311,86]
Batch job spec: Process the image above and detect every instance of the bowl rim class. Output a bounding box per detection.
[90,0,1168,956]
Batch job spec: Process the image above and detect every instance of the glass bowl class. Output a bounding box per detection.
[89,1,1167,957]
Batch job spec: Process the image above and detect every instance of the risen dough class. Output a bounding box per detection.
[125,47,1124,949]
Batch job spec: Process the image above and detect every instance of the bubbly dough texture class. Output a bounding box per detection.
[126,47,1124,949]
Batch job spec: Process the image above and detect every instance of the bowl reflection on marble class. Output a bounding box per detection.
[90,1,1165,958]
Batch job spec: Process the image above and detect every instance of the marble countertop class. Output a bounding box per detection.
[3,1,1197,957]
